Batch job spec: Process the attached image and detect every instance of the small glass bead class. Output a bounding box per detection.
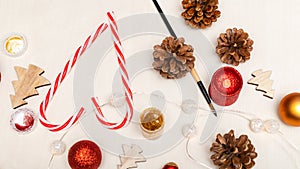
[264,119,280,133]
[50,140,66,155]
[250,119,264,133]
[182,124,197,138]
[181,100,198,114]
[110,92,125,108]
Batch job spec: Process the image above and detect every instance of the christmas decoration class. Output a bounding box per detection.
[4,34,27,57]
[68,140,102,169]
[278,92,300,126]
[10,64,50,109]
[250,119,280,133]
[152,36,195,79]
[210,130,257,169]
[181,99,198,114]
[263,120,280,133]
[140,107,164,140]
[209,66,243,106]
[10,108,37,134]
[50,140,66,155]
[182,124,197,138]
[181,0,221,29]
[248,69,274,99]
[117,144,146,169]
[249,119,263,133]
[162,162,179,169]
[216,28,254,66]
[110,92,126,108]
[39,23,107,132]
[91,11,133,130]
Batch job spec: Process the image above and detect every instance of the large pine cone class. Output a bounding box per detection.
[152,36,195,79]
[216,28,254,66]
[210,130,258,169]
[181,0,221,29]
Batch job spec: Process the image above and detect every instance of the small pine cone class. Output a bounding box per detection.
[181,0,221,29]
[152,36,195,79]
[210,130,258,169]
[216,28,254,66]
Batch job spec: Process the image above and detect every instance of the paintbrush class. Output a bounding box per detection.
[152,0,217,117]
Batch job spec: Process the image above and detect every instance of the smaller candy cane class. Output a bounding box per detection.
[39,23,108,132]
[92,12,133,129]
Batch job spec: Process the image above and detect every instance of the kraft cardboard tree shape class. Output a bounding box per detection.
[10,64,50,109]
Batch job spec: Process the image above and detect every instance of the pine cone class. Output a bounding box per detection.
[181,0,221,29]
[152,36,195,79]
[210,130,258,169]
[216,28,254,66]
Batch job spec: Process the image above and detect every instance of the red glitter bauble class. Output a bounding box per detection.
[162,162,179,169]
[68,140,102,169]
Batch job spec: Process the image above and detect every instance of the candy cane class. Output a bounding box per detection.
[91,12,133,129]
[39,23,108,132]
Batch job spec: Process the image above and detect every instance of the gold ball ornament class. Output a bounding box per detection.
[278,92,300,126]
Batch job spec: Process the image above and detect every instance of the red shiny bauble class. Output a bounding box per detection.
[209,66,243,106]
[162,162,179,169]
[68,140,102,169]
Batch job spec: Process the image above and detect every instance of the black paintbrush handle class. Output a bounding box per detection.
[152,0,177,38]
[197,81,212,104]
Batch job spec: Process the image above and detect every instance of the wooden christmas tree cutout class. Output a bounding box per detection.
[247,69,275,99]
[117,144,146,169]
[10,64,50,109]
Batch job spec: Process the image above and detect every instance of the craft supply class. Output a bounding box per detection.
[10,108,37,134]
[162,162,179,169]
[50,140,66,155]
[10,64,50,109]
[248,69,275,99]
[181,0,221,29]
[68,140,102,169]
[92,11,133,130]
[117,144,146,169]
[210,130,257,169]
[39,23,107,132]
[140,107,164,140]
[278,92,300,126]
[152,0,217,117]
[209,66,243,106]
[216,28,254,66]
[4,34,27,57]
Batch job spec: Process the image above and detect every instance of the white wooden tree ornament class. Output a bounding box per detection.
[117,144,146,169]
[247,69,275,99]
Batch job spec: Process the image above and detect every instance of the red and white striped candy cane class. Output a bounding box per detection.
[91,12,133,129]
[39,23,108,132]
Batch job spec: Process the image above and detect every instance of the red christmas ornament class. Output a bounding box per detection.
[209,66,243,106]
[10,108,36,133]
[68,140,102,169]
[162,162,179,169]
